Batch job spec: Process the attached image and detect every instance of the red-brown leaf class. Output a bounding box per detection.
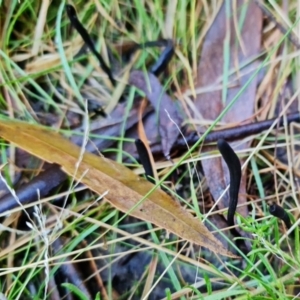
[195,1,262,221]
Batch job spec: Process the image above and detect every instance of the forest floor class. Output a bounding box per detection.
[0,1,300,299]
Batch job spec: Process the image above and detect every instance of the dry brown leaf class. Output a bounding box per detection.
[129,70,183,159]
[0,119,235,257]
[195,1,262,223]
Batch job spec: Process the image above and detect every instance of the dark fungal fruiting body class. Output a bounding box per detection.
[66,4,175,82]
[66,4,116,86]
[135,139,155,184]
[269,203,292,230]
[217,139,242,228]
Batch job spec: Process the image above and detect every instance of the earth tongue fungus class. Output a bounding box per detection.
[218,140,295,242]
[134,139,155,184]
[66,4,174,81]
[217,139,242,229]
[269,203,292,230]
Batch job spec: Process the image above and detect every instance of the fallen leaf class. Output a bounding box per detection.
[195,1,262,224]
[0,102,149,213]
[0,119,235,257]
[129,70,183,159]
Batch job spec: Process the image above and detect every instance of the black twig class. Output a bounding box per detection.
[0,165,67,215]
[176,112,300,148]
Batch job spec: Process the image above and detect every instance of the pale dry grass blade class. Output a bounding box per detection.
[31,0,50,56]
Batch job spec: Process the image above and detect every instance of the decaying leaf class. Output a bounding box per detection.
[0,102,149,214]
[129,70,183,159]
[195,1,262,222]
[0,119,235,257]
